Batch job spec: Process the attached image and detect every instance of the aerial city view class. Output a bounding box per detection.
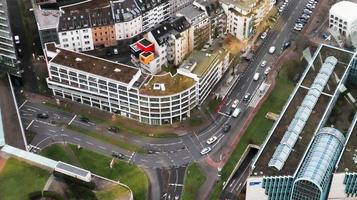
[0,0,357,199]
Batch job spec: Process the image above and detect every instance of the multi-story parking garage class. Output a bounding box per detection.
[45,43,229,125]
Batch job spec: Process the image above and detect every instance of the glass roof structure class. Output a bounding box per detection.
[291,127,345,200]
[269,56,338,170]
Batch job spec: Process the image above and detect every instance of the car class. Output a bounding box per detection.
[295,23,304,28]
[223,124,231,133]
[293,27,302,31]
[206,136,218,145]
[253,72,260,81]
[14,35,20,44]
[232,108,241,118]
[112,151,124,159]
[226,108,234,115]
[243,93,251,101]
[113,48,118,55]
[302,14,310,18]
[303,8,312,14]
[260,31,268,40]
[37,113,49,119]
[264,67,271,75]
[282,41,291,50]
[79,116,90,123]
[306,3,315,9]
[200,147,212,155]
[260,60,267,67]
[231,99,239,108]
[269,46,276,54]
[108,126,119,133]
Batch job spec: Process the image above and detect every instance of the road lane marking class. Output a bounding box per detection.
[128,152,136,163]
[74,137,81,141]
[86,141,94,145]
[18,100,28,109]
[49,129,56,133]
[24,105,41,111]
[168,183,183,187]
[99,146,106,150]
[68,115,77,125]
[25,120,34,130]
[26,108,37,112]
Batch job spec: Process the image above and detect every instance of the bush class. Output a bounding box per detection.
[68,185,97,200]
[53,171,96,190]
[28,191,64,200]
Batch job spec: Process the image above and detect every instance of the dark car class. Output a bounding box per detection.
[79,116,90,123]
[36,113,49,119]
[226,108,234,116]
[112,151,124,159]
[243,93,251,101]
[223,124,231,133]
[282,41,291,50]
[108,126,119,133]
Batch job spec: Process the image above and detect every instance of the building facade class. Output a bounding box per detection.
[138,0,170,32]
[329,1,357,39]
[0,0,19,76]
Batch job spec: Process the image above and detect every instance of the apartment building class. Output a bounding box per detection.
[111,0,142,41]
[193,0,226,38]
[57,10,94,51]
[177,5,211,49]
[137,0,170,32]
[329,1,357,39]
[169,0,194,14]
[0,0,19,76]
[90,7,116,47]
[220,0,273,40]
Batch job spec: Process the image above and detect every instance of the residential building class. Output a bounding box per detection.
[245,45,357,200]
[193,0,226,38]
[111,0,142,41]
[169,0,194,14]
[177,4,211,49]
[329,1,357,45]
[57,10,94,51]
[34,8,60,47]
[220,0,273,40]
[0,0,19,76]
[90,7,116,47]
[137,0,170,32]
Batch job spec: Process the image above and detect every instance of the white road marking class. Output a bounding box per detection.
[99,146,106,150]
[128,152,136,163]
[18,100,28,109]
[68,115,77,125]
[74,137,81,141]
[141,159,148,162]
[21,113,33,116]
[26,108,37,112]
[49,129,56,133]
[168,183,184,187]
[25,120,34,130]
[86,141,94,145]
[24,105,41,111]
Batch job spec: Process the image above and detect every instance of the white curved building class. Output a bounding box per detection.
[329,1,357,37]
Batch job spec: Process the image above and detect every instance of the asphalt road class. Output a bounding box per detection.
[219,147,259,200]
[12,0,316,199]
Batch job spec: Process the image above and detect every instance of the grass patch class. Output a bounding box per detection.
[189,117,203,127]
[182,163,206,200]
[40,144,72,163]
[45,101,72,113]
[209,60,303,199]
[0,158,50,200]
[207,97,221,113]
[67,125,146,153]
[96,185,131,200]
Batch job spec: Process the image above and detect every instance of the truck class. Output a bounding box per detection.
[232,108,241,118]
[253,72,260,81]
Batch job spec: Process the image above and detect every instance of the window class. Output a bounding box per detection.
[61,32,67,36]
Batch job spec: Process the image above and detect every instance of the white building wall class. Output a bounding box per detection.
[246,177,269,200]
[58,28,94,51]
[142,3,170,31]
[328,173,350,199]
[115,16,142,41]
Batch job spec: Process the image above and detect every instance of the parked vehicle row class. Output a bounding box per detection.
[278,0,290,13]
[294,0,318,31]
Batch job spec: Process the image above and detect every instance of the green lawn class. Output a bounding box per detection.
[41,144,148,200]
[182,163,206,200]
[40,143,72,163]
[96,185,131,200]
[207,98,221,113]
[189,117,204,127]
[0,158,50,200]
[67,125,146,153]
[209,60,303,199]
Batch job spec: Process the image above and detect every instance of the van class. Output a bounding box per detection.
[253,72,260,81]
[232,108,241,118]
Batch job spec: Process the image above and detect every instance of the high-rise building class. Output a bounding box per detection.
[0,0,19,76]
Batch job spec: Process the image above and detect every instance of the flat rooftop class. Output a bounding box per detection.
[60,0,110,12]
[252,45,354,177]
[220,0,260,12]
[33,7,60,30]
[47,44,139,84]
[179,48,228,77]
[139,73,196,96]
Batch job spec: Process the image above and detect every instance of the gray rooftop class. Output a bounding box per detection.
[56,161,90,177]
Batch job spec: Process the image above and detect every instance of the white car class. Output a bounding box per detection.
[231,99,239,108]
[260,60,267,67]
[269,46,276,54]
[14,35,20,44]
[260,31,268,40]
[206,136,218,145]
[200,147,212,155]
[264,67,271,75]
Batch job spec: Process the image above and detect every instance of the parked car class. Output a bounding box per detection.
[231,99,239,108]
[269,46,276,54]
[14,35,20,44]
[253,72,260,81]
[232,108,241,118]
[282,41,291,50]
[206,136,218,145]
[79,116,90,123]
[260,60,267,67]
[37,113,49,119]
[200,147,212,155]
[243,93,251,101]
[226,108,234,116]
[260,31,268,40]
[223,124,231,133]
[264,67,271,75]
[112,151,124,159]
